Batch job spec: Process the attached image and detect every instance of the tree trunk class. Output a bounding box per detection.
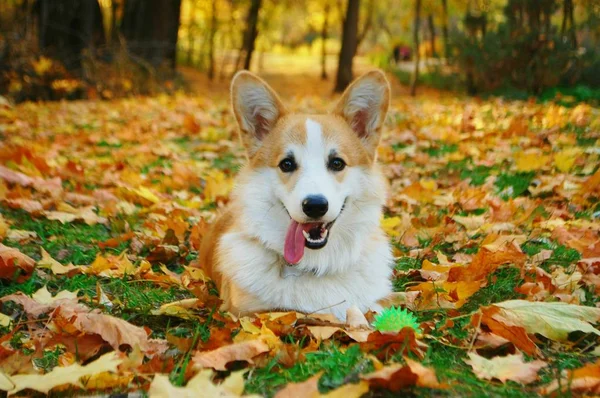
[441,0,449,61]
[208,0,218,79]
[334,0,360,93]
[427,13,436,57]
[410,0,421,96]
[321,3,330,80]
[562,0,577,47]
[355,0,374,55]
[242,0,261,70]
[121,0,182,69]
[37,0,105,70]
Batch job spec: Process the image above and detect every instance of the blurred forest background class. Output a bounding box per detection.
[0,0,599,103]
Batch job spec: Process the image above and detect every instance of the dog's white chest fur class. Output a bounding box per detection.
[217,226,393,321]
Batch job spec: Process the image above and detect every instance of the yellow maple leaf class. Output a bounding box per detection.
[380,216,402,237]
[514,151,551,172]
[554,147,581,172]
[37,248,79,275]
[1,351,122,395]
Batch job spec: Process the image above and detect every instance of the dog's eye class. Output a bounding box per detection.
[278,158,297,173]
[328,157,346,172]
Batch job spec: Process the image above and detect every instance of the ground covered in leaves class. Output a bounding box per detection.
[0,85,600,397]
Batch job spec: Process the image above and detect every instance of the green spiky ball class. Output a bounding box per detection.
[372,307,421,333]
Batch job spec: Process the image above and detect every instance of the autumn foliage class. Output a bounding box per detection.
[0,87,599,396]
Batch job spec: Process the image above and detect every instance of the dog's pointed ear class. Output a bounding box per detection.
[333,70,390,153]
[231,71,286,154]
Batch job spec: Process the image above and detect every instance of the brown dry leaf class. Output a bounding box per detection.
[148,370,257,398]
[274,374,321,398]
[0,165,34,186]
[5,198,44,214]
[465,352,547,384]
[192,339,270,371]
[1,286,78,317]
[0,243,35,280]
[361,358,444,391]
[322,381,370,398]
[477,309,539,356]
[5,229,36,242]
[53,302,167,354]
[359,329,427,360]
[307,325,372,343]
[346,306,370,328]
[0,351,122,395]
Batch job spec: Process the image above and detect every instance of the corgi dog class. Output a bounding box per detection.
[199,70,394,321]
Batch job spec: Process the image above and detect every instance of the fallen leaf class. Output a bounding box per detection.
[0,243,35,280]
[192,339,270,371]
[322,381,369,397]
[0,351,122,395]
[148,370,256,398]
[465,352,547,384]
[1,286,77,317]
[540,360,600,395]
[54,303,164,354]
[5,229,36,242]
[37,248,79,275]
[486,300,600,341]
[362,358,444,391]
[274,374,321,398]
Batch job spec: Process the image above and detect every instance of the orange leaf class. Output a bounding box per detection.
[0,243,35,281]
[478,307,539,356]
[361,358,444,391]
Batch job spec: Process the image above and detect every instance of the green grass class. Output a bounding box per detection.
[443,159,495,186]
[461,267,525,314]
[245,344,373,397]
[494,172,536,199]
[0,271,197,339]
[521,239,582,270]
[0,206,125,264]
[33,345,66,373]
[423,343,538,397]
[211,153,240,172]
[393,69,464,92]
[425,142,459,158]
[393,257,422,292]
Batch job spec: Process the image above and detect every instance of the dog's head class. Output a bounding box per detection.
[231,70,390,270]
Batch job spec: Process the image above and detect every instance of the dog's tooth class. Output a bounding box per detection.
[302,230,310,239]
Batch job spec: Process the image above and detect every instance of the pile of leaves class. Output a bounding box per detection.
[0,87,599,397]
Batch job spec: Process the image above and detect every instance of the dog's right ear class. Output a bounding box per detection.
[231,71,286,155]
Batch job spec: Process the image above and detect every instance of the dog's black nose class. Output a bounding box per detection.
[302,195,329,219]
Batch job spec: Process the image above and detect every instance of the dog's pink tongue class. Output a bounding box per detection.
[284,220,305,264]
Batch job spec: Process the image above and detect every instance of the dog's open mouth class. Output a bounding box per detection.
[284,220,334,265]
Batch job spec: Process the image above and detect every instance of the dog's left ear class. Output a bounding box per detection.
[333,70,390,154]
[231,71,286,155]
